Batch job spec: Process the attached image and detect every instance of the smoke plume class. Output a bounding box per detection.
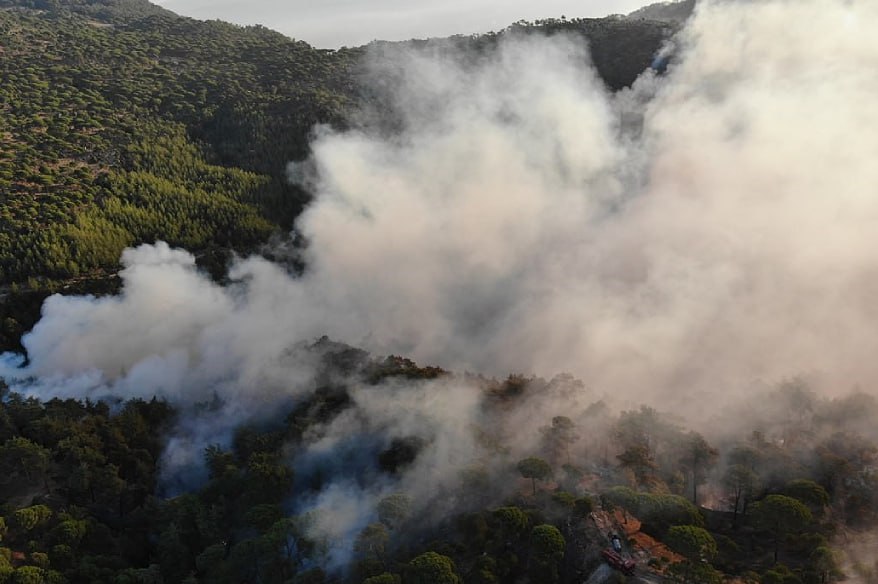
[294,0,878,408]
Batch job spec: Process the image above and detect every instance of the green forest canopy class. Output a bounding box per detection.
[0,356,872,583]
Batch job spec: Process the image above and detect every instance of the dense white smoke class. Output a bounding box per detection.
[2,0,877,565]
[295,0,878,407]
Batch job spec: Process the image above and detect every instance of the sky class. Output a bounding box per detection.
[155,0,653,48]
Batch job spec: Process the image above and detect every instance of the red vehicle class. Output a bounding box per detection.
[601,548,636,575]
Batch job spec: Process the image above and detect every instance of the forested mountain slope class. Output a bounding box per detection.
[0,1,356,285]
[628,0,696,24]
[0,0,171,21]
[0,0,361,348]
[0,0,673,350]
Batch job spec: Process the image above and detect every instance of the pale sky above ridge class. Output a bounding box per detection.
[156,0,653,48]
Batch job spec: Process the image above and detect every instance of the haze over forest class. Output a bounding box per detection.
[0,0,877,583]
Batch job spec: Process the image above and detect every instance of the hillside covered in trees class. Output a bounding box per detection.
[0,0,357,288]
[0,0,360,350]
[0,0,674,350]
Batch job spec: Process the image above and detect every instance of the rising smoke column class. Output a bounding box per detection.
[291,0,878,406]
[616,0,878,402]
[291,35,626,375]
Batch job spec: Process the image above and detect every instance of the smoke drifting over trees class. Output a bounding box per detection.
[2,0,878,580]
[9,0,878,410]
